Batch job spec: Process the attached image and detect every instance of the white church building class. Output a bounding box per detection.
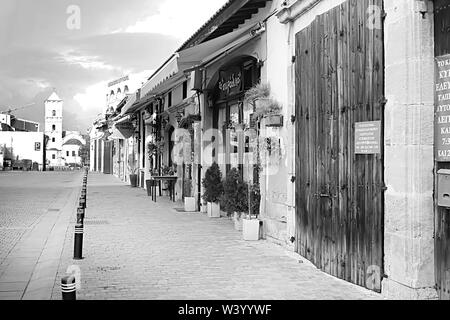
[44,91,86,168]
[44,92,64,166]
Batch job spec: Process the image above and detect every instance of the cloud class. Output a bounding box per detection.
[124,0,228,40]
[74,69,153,113]
[0,0,230,132]
[66,32,181,73]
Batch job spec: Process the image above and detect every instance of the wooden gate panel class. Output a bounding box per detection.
[295,0,384,292]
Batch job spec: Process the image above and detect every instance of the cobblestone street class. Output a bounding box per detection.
[50,173,382,300]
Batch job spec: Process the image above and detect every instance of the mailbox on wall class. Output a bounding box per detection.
[437,169,450,207]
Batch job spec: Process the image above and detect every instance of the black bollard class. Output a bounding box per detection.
[61,275,76,300]
[73,223,83,260]
[79,197,86,209]
[77,207,85,223]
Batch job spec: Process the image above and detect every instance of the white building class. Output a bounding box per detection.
[0,131,45,170]
[44,92,63,166]
[62,131,86,166]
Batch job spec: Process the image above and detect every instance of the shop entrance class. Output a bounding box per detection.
[294,0,385,292]
[211,56,260,182]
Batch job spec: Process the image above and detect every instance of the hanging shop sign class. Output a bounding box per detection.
[218,66,243,99]
[435,54,450,161]
[355,121,381,154]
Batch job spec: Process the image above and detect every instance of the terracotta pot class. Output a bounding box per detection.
[129,174,138,187]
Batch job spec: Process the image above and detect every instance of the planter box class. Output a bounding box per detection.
[207,202,220,218]
[243,219,261,241]
[265,114,284,127]
[233,212,243,231]
[184,197,196,212]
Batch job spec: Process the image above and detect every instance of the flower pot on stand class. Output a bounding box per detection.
[184,197,196,212]
[207,202,220,218]
[129,174,138,187]
[243,218,260,241]
[233,212,243,231]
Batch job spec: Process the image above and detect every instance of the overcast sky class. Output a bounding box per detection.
[0,0,227,133]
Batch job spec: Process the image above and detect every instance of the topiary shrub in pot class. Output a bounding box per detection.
[202,162,223,218]
[221,167,248,230]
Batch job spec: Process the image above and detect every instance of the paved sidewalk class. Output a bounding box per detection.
[0,171,83,300]
[51,173,382,300]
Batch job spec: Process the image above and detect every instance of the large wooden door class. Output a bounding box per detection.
[434,0,450,301]
[295,0,385,292]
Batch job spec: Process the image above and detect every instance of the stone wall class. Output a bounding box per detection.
[383,0,437,299]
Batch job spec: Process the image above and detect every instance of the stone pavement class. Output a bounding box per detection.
[51,173,382,300]
[0,171,83,299]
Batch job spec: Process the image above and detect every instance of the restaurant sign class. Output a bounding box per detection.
[355,121,381,154]
[435,54,450,161]
[218,66,243,99]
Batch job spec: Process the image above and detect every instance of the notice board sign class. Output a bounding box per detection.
[435,54,450,161]
[355,121,381,154]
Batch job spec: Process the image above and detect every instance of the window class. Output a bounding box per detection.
[182,81,188,100]
[72,151,76,157]
[52,110,56,116]
[52,124,56,131]
[168,91,172,107]
[52,137,55,142]
[52,154,55,159]
[66,151,69,157]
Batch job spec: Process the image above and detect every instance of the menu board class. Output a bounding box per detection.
[435,54,450,161]
[355,121,381,154]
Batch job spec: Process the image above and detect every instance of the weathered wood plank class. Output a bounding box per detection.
[294,0,384,292]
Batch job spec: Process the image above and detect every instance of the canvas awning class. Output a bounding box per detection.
[138,22,264,100]
[177,22,264,71]
[140,54,179,98]
[120,93,138,116]
[110,115,135,139]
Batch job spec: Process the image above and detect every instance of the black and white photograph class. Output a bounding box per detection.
[0,0,449,308]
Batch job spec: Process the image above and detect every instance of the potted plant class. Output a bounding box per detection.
[242,182,262,241]
[128,151,138,187]
[244,82,283,127]
[128,166,138,187]
[184,175,196,212]
[221,167,248,230]
[202,162,223,218]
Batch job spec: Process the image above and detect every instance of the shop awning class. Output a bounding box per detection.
[140,54,179,98]
[120,93,138,116]
[138,22,264,100]
[110,115,135,139]
[177,22,264,71]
